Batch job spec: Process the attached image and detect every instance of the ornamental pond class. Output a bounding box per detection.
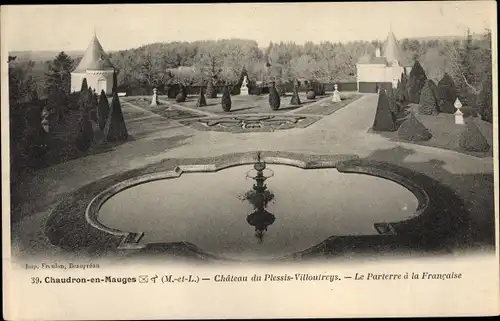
[97,162,419,260]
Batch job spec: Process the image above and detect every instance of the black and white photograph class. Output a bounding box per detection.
[2,2,498,319]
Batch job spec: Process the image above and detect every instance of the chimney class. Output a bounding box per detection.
[375,48,381,57]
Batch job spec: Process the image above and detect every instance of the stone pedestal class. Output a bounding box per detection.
[150,88,158,107]
[331,84,341,103]
[240,76,249,96]
[454,98,464,125]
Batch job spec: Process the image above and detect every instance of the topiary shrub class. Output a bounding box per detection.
[104,92,128,143]
[459,118,490,152]
[372,89,397,132]
[408,60,427,103]
[75,113,94,151]
[437,73,457,114]
[397,112,432,141]
[306,90,316,100]
[206,80,217,98]
[269,82,281,110]
[196,86,207,107]
[97,90,110,131]
[290,84,301,105]
[397,72,409,103]
[221,86,232,112]
[78,78,89,110]
[175,92,186,103]
[418,80,439,115]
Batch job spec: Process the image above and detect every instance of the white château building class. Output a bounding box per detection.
[356,31,412,93]
[70,33,115,95]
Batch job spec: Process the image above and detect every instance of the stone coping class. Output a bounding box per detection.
[45,151,475,261]
[83,153,431,257]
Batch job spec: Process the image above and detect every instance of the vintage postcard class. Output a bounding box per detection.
[2,2,499,319]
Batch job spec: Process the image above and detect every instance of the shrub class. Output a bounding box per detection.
[104,92,128,142]
[372,89,397,131]
[408,61,427,103]
[290,84,301,105]
[206,80,217,98]
[437,73,457,114]
[97,90,110,131]
[75,113,94,151]
[459,118,490,152]
[78,78,89,110]
[221,86,232,112]
[306,90,316,100]
[397,72,409,102]
[269,82,281,110]
[175,92,186,103]
[397,112,432,141]
[476,76,492,123]
[196,86,207,107]
[418,80,439,115]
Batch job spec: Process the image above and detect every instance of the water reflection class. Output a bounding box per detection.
[239,152,276,243]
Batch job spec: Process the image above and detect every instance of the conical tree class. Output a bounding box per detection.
[408,60,427,103]
[418,80,439,115]
[398,111,432,141]
[476,76,492,123]
[80,78,88,93]
[104,92,128,142]
[372,89,396,131]
[397,72,409,102]
[269,81,281,110]
[221,85,232,112]
[79,78,89,110]
[75,112,94,151]
[88,92,99,121]
[437,73,457,114]
[196,86,207,107]
[290,82,301,105]
[459,118,490,152]
[206,79,217,98]
[30,88,39,102]
[97,90,110,131]
[112,69,118,93]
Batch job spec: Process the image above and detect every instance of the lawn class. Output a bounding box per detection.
[125,97,206,120]
[291,93,362,115]
[174,92,329,115]
[371,109,494,158]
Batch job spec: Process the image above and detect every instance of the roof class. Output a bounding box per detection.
[357,31,410,66]
[382,31,407,66]
[73,34,114,73]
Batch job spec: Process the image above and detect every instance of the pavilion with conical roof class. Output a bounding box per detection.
[356,30,412,93]
[70,32,115,95]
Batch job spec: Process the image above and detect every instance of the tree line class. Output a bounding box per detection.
[9,30,492,101]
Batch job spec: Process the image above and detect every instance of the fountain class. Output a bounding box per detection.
[243,152,276,242]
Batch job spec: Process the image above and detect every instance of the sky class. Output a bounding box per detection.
[2,1,496,52]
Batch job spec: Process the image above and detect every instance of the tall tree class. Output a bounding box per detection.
[221,85,232,112]
[45,51,74,96]
[8,58,35,104]
[408,60,427,103]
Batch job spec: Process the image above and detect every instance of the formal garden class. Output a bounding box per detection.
[369,58,493,157]
[7,29,495,261]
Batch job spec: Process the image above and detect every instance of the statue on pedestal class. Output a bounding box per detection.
[332,83,341,103]
[454,98,464,125]
[150,88,159,107]
[240,76,249,96]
